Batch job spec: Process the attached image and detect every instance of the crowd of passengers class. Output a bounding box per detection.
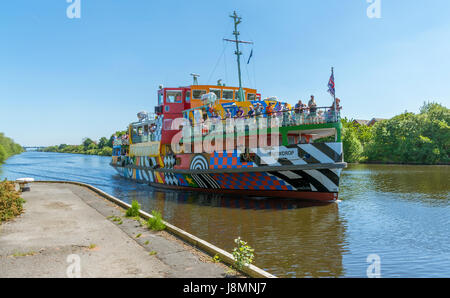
[115,95,342,141]
[200,95,342,126]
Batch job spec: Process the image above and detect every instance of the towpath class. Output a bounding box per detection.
[0,183,231,278]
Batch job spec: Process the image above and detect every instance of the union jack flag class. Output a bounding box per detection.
[328,67,335,97]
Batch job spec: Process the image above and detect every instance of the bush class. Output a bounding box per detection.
[0,180,25,222]
[146,210,166,231]
[232,237,255,270]
[125,200,140,217]
[99,147,112,156]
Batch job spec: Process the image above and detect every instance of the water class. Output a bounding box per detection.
[1,152,449,277]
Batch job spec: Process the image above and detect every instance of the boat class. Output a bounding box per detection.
[110,12,346,202]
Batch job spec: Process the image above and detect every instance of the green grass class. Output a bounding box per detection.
[12,251,36,257]
[125,200,140,218]
[146,210,166,231]
[149,251,157,256]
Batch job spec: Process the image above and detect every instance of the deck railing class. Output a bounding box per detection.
[185,106,341,135]
[113,138,130,146]
[131,135,154,144]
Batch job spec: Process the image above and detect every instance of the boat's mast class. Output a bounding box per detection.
[224,11,253,102]
[231,11,244,101]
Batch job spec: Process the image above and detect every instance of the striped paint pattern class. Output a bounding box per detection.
[112,142,343,195]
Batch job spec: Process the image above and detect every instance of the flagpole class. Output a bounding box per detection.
[331,67,337,122]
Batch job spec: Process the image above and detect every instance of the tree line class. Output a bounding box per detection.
[342,102,449,164]
[39,131,127,156]
[0,133,24,164]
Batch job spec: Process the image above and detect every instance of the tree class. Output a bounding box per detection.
[82,138,95,150]
[98,137,109,149]
[0,133,23,163]
[343,126,363,163]
[0,145,6,164]
[364,102,449,164]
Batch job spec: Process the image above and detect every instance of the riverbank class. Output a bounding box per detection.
[0,132,23,164]
[0,183,237,277]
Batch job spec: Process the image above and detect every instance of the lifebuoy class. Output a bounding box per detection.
[149,124,157,133]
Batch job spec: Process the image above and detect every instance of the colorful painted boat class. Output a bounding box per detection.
[110,12,346,202]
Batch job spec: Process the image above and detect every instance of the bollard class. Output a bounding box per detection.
[16,178,35,192]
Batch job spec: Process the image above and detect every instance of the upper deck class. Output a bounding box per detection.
[118,83,342,151]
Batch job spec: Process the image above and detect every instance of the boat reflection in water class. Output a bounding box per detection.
[161,191,333,210]
[120,186,347,278]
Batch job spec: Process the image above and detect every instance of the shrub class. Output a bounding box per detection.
[232,237,255,270]
[0,180,25,222]
[125,200,140,217]
[99,146,112,156]
[146,210,166,231]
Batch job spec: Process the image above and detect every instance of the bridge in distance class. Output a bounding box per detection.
[23,146,47,151]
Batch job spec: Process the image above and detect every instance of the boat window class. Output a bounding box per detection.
[223,90,234,100]
[166,91,182,103]
[247,93,256,101]
[210,89,221,99]
[192,89,207,99]
[164,119,173,130]
[185,91,191,103]
[158,92,163,105]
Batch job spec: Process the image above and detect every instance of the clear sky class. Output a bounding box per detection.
[1,0,449,146]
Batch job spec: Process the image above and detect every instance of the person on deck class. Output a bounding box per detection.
[282,103,291,125]
[207,104,215,118]
[266,102,275,117]
[331,97,342,111]
[307,95,317,124]
[294,100,306,125]
[308,95,317,114]
[247,105,255,118]
[327,97,341,122]
[255,102,264,117]
[266,102,276,126]
[236,106,245,118]
[225,109,232,119]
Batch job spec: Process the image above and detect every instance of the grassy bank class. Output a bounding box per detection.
[0,180,25,223]
[0,133,24,164]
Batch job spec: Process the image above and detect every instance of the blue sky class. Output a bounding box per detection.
[1,0,449,146]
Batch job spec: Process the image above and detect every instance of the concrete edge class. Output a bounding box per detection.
[32,180,277,278]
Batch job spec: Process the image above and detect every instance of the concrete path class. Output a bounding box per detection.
[0,183,230,278]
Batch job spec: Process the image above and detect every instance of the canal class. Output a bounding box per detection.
[1,152,449,277]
